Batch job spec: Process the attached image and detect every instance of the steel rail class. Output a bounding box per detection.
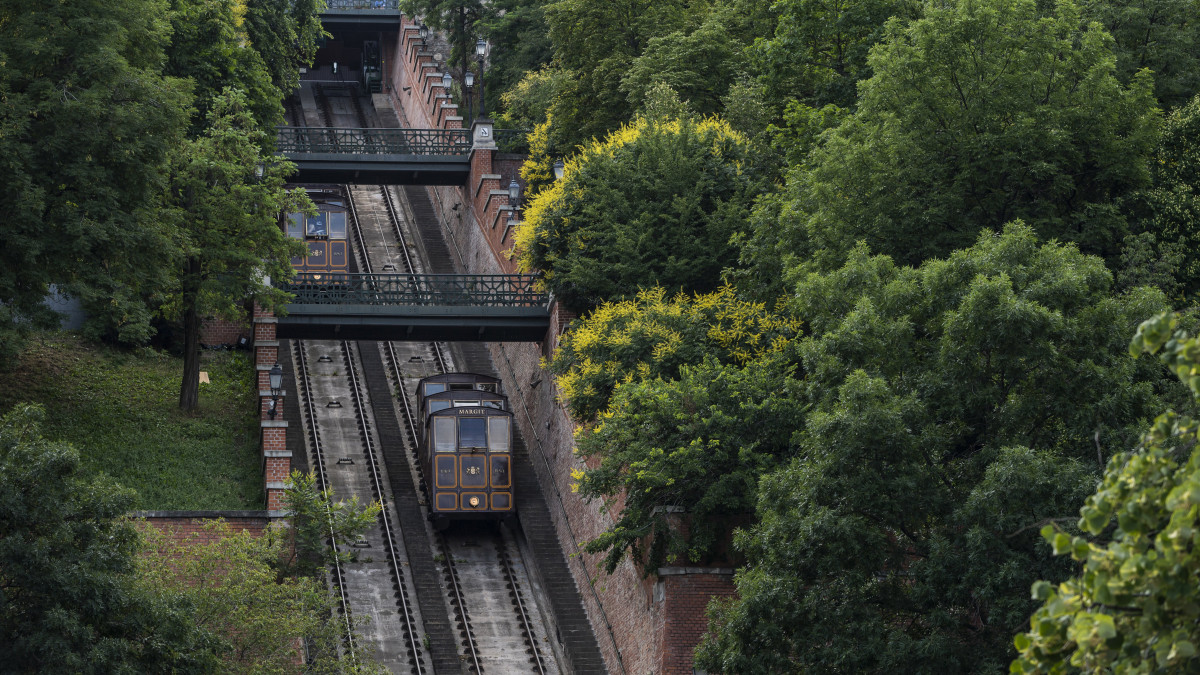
[293,339,358,664]
[496,528,548,674]
[340,338,426,673]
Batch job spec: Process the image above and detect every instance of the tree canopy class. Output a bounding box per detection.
[166,89,309,410]
[693,223,1185,672]
[0,0,191,354]
[1013,312,1200,673]
[771,0,1161,271]
[514,116,765,313]
[0,405,217,672]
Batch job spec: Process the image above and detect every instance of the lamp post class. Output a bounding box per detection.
[474,38,489,118]
[464,69,475,122]
[268,362,283,420]
[553,160,565,180]
[508,178,521,209]
[441,71,452,92]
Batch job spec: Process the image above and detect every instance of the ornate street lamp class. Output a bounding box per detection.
[553,159,565,180]
[441,71,452,92]
[464,70,475,121]
[507,178,521,206]
[268,362,283,420]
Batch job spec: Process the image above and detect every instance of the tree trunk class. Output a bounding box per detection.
[179,256,202,411]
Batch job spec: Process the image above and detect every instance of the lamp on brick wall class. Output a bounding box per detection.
[418,23,429,42]
[507,178,521,206]
[464,69,475,122]
[441,71,452,92]
[268,362,283,420]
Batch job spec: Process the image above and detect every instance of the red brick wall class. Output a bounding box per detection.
[254,309,288,512]
[136,513,272,545]
[200,317,248,347]
[657,572,738,675]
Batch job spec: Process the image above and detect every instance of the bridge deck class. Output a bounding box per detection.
[276,273,551,342]
[278,127,472,184]
[320,1,401,29]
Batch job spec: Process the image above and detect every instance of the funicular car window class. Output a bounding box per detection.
[307,211,327,237]
[433,417,455,452]
[488,417,509,452]
[454,400,480,407]
[459,418,487,448]
[483,400,503,409]
[425,383,446,396]
[286,213,304,239]
[429,401,451,413]
[328,212,347,239]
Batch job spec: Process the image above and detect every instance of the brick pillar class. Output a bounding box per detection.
[254,306,289,516]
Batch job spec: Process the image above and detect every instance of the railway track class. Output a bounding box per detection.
[292,337,431,673]
[350,183,559,673]
[288,81,564,673]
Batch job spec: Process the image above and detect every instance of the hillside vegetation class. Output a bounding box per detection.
[0,334,260,509]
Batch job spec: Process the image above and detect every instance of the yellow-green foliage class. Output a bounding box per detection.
[518,116,556,202]
[551,285,801,422]
[513,115,752,282]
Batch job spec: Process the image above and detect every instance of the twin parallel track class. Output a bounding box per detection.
[288,80,563,673]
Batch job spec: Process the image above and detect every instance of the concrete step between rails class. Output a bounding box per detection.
[403,186,458,274]
[512,455,608,673]
[357,342,466,674]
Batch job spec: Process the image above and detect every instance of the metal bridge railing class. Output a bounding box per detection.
[276,127,472,156]
[284,273,549,308]
[323,0,399,9]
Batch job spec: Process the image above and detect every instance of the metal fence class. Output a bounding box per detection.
[276,127,471,156]
[324,0,399,9]
[285,273,549,307]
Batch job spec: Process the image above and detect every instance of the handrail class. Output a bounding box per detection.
[323,0,399,9]
[283,273,549,308]
[276,127,471,156]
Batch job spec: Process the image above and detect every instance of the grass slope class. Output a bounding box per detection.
[0,332,262,510]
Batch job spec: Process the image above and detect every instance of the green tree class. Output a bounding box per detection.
[576,356,804,574]
[1080,0,1200,109]
[539,0,691,151]
[764,0,1159,272]
[550,285,802,421]
[1012,312,1200,674]
[279,470,381,579]
[0,405,218,672]
[0,0,191,355]
[164,89,309,411]
[165,0,283,133]
[242,0,326,98]
[139,519,385,674]
[750,0,918,111]
[620,9,748,117]
[1133,94,1200,298]
[696,224,1185,672]
[514,116,766,314]
[476,0,554,117]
